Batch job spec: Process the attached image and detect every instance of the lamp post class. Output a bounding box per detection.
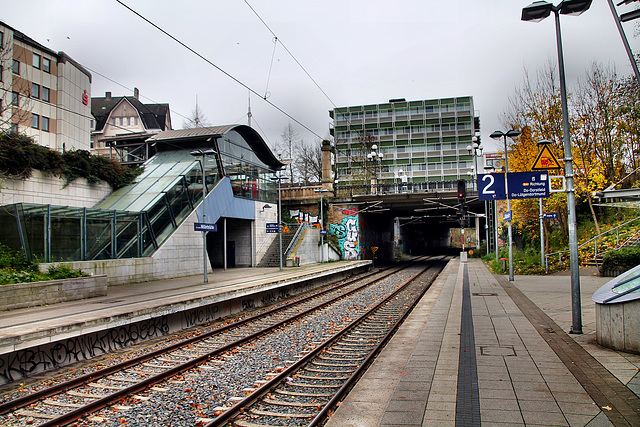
[367,144,384,194]
[190,148,217,283]
[522,0,591,334]
[272,173,289,271]
[490,129,521,282]
[314,188,330,262]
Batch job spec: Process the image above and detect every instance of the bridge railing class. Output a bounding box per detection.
[334,180,474,198]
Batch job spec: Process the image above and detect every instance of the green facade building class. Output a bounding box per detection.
[329,97,480,187]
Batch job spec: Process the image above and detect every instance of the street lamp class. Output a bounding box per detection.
[522,0,591,334]
[314,188,330,262]
[190,148,217,283]
[367,144,384,194]
[272,173,289,271]
[466,136,483,188]
[490,129,521,282]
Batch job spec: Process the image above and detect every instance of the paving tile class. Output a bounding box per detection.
[479,397,519,411]
[522,410,569,426]
[481,408,524,424]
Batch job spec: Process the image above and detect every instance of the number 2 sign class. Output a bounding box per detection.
[477,173,506,200]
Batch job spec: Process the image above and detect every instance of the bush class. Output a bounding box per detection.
[46,264,89,280]
[601,246,640,274]
[0,243,87,284]
[0,132,142,189]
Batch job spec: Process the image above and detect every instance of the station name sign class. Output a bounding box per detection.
[194,222,217,232]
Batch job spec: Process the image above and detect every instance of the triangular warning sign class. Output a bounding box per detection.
[531,144,562,170]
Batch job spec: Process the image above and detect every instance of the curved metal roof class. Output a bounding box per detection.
[147,124,284,170]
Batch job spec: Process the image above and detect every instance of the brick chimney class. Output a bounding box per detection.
[105,91,111,100]
[134,87,139,100]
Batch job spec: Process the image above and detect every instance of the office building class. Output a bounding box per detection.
[330,97,480,186]
[0,21,92,151]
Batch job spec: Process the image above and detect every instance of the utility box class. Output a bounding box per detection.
[460,252,468,263]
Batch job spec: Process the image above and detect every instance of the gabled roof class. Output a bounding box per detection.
[91,96,171,132]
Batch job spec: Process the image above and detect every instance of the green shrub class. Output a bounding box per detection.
[46,264,88,280]
[0,132,142,189]
[601,246,640,273]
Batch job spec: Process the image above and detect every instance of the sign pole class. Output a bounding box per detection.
[540,198,545,267]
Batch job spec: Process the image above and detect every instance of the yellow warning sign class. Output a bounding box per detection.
[531,144,562,170]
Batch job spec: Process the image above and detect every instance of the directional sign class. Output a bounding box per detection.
[503,210,512,221]
[266,222,279,233]
[508,171,550,199]
[543,213,558,219]
[532,144,562,170]
[320,230,328,236]
[194,222,217,232]
[477,173,507,200]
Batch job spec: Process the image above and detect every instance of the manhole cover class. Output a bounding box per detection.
[473,292,498,296]
[480,345,516,357]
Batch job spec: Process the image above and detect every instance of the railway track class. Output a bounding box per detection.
[0,256,445,426]
[208,259,446,427]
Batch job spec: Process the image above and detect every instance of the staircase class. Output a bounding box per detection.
[258,224,299,267]
[587,233,640,267]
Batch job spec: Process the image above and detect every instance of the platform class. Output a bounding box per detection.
[325,258,640,427]
[0,260,370,385]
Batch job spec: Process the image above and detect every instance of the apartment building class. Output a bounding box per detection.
[91,89,172,166]
[0,21,92,151]
[329,97,480,186]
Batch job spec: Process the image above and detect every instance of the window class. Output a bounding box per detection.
[11,91,19,106]
[42,57,51,73]
[12,60,19,74]
[42,86,50,102]
[112,118,116,126]
[134,117,138,126]
[0,65,3,82]
[31,113,40,129]
[127,117,131,126]
[10,123,18,133]
[42,116,50,132]
[33,53,41,69]
[32,83,40,99]
[119,117,123,126]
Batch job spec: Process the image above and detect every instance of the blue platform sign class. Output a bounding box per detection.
[477,173,506,201]
[508,171,549,199]
[503,210,512,222]
[194,222,217,232]
[543,213,558,219]
[266,222,279,233]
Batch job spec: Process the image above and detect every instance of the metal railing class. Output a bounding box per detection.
[285,223,308,259]
[544,215,640,270]
[334,180,473,198]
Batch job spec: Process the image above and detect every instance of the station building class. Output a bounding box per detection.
[0,125,286,284]
[0,21,92,151]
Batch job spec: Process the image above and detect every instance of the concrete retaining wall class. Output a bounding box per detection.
[0,275,108,311]
[595,300,640,354]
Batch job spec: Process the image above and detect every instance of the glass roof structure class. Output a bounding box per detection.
[593,263,640,304]
[0,125,284,263]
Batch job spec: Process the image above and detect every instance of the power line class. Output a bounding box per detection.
[115,0,324,141]
[242,0,340,111]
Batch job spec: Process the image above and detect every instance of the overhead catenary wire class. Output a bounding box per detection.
[115,0,324,141]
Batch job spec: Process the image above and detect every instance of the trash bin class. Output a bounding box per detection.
[501,258,507,271]
[295,256,300,267]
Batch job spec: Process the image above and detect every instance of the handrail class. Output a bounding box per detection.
[545,215,640,269]
[285,223,308,258]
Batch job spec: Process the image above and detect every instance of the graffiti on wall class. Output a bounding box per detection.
[329,207,359,260]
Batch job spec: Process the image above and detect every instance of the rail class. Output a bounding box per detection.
[544,215,640,270]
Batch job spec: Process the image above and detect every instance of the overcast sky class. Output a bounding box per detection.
[2,0,639,153]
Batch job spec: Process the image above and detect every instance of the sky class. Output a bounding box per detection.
[2,0,639,154]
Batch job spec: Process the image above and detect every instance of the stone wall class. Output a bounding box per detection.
[0,170,112,207]
[0,275,108,311]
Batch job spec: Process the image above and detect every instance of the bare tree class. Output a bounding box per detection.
[0,32,34,132]
[278,123,299,183]
[182,98,210,129]
[294,139,322,185]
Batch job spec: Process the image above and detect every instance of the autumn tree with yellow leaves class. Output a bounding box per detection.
[499,61,639,252]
